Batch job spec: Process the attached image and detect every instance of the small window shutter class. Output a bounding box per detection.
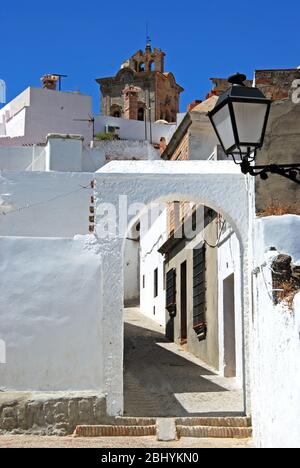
[166,268,176,316]
[193,244,207,341]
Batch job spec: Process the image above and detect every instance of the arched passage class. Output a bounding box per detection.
[124,199,244,417]
[95,160,252,417]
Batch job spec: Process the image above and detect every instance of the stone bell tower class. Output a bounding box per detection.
[96,41,184,123]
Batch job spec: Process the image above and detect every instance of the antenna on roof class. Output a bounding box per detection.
[146,22,151,50]
[52,74,68,91]
[73,115,95,139]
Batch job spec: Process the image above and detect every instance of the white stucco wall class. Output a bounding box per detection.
[189,114,219,161]
[5,108,27,138]
[124,240,140,306]
[0,145,45,171]
[140,208,167,326]
[0,87,93,144]
[251,215,300,448]
[217,228,243,387]
[0,88,30,137]
[0,136,160,173]
[45,135,83,172]
[255,214,300,264]
[94,115,176,145]
[0,171,93,237]
[0,236,104,392]
[84,140,159,172]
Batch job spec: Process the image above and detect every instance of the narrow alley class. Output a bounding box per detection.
[124,308,244,417]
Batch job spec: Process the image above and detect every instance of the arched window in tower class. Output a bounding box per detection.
[149,61,154,71]
[138,107,145,121]
[139,62,145,72]
[110,104,122,118]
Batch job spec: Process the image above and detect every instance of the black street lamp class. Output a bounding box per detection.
[208,73,300,185]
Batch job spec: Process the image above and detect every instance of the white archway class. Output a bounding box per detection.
[95,160,252,416]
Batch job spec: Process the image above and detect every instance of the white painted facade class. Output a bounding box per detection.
[0,236,104,392]
[0,160,252,415]
[0,171,93,237]
[0,135,161,173]
[140,208,168,326]
[124,224,140,306]
[217,227,243,387]
[0,144,46,171]
[94,115,176,145]
[251,215,300,448]
[0,87,93,144]
[0,134,161,306]
[1,158,300,446]
[0,87,177,147]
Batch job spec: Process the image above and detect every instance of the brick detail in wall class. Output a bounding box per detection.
[170,132,189,161]
[255,69,300,101]
[167,131,191,237]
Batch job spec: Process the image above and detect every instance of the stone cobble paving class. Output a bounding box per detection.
[0,435,253,448]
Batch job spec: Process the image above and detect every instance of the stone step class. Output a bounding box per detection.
[113,417,157,426]
[177,425,252,439]
[176,416,251,428]
[74,424,156,437]
[74,417,253,439]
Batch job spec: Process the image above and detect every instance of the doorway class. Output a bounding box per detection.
[223,274,236,377]
[180,261,187,344]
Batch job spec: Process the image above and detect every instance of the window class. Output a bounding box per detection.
[138,107,145,121]
[110,105,122,118]
[166,268,176,315]
[143,275,145,289]
[154,268,158,298]
[193,244,207,341]
[139,62,145,72]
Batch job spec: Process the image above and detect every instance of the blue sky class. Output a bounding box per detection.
[1,0,299,113]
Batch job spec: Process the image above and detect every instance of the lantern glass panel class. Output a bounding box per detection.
[211,103,235,152]
[232,102,269,146]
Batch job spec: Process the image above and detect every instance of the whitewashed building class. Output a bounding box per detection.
[0,67,299,448]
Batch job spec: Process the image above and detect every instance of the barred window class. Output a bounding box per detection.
[166,268,176,315]
[193,244,207,341]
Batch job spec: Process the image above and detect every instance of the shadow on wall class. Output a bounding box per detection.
[124,321,242,417]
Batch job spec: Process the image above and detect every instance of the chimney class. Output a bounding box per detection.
[159,137,167,155]
[41,74,59,90]
[187,100,202,112]
[123,85,141,120]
